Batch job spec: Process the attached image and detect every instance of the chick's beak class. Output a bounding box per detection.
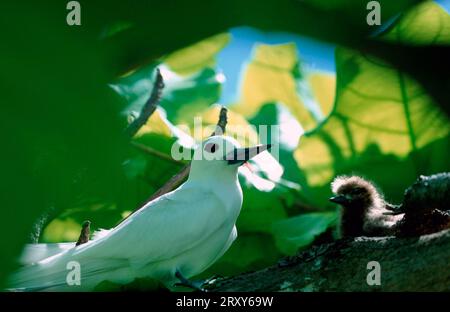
[329,194,350,204]
[225,144,272,165]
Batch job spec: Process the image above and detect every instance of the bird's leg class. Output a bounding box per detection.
[202,274,222,286]
[174,270,210,292]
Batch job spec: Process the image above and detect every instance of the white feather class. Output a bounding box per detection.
[19,243,74,265]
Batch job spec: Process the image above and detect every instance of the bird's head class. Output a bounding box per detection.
[329,176,381,209]
[190,135,271,180]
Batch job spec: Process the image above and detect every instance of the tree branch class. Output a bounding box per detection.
[131,141,185,166]
[124,68,165,138]
[207,229,450,291]
[145,164,191,204]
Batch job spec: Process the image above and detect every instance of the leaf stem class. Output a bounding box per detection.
[397,70,417,152]
[131,141,185,166]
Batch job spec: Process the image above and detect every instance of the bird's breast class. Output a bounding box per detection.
[215,180,243,220]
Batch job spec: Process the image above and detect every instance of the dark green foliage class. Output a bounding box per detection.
[1,0,448,290]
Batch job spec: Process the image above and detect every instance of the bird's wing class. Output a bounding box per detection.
[75,185,230,268]
[9,186,233,291]
[19,243,75,265]
[8,253,131,291]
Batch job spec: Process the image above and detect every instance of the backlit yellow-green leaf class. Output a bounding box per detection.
[308,72,336,119]
[42,218,81,243]
[184,104,260,147]
[294,2,450,198]
[233,43,336,132]
[135,109,172,138]
[382,1,450,45]
[163,33,231,75]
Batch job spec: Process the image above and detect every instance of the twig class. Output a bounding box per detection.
[211,106,228,136]
[76,220,91,246]
[124,68,165,138]
[131,141,185,166]
[145,164,191,204]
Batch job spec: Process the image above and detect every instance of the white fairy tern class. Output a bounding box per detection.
[9,135,271,291]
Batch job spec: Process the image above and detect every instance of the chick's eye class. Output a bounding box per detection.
[351,187,363,194]
[204,143,218,153]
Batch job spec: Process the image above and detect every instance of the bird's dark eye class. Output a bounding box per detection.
[351,187,364,194]
[204,143,218,153]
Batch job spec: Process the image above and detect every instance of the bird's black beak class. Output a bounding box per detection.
[329,195,349,204]
[225,144,272,165]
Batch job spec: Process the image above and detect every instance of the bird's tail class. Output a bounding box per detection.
[7,228,130,292]
[8,247,132,291]
[8,250,81,291]
[18,242,75,265]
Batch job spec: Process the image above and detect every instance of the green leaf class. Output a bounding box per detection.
[382,1,450,45]
[0,4,128,286]
[249,103,306,184]
[202,233,281,277]
[42,218,83,243]
[237,179,289,233]
[112,34,230,125]
[163,33,231,75]
[123,154,148,179]
[294,3,450,206]
[272,212,337,254]
[232,43,335,132]
[112,65,223,125]
[302,0,417,27]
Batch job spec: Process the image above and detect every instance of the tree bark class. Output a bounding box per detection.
[208,229,450,291]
